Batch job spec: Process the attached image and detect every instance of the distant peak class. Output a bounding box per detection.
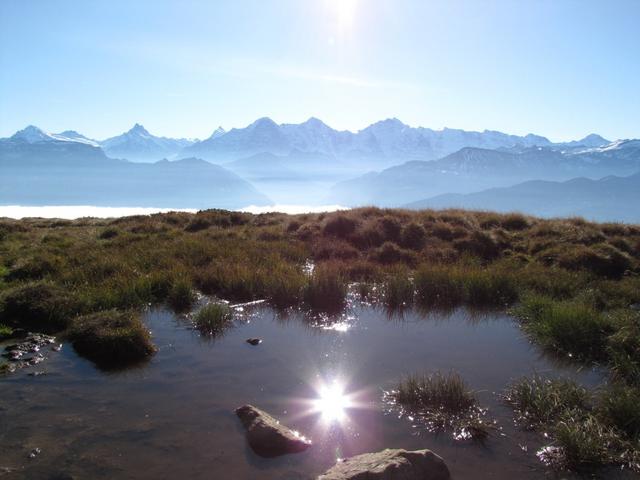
[249,117,277,128]
[303,116,327,127]
[11,125,52,143]
[129,123,150,135]
[208,126,226,140]
[378,118,407,128]
[579,133,610,146]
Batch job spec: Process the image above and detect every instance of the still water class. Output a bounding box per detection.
[0,303,616,479]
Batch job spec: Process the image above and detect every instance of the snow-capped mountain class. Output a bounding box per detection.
[562,133,611,149]
[100,124,197,162]
[181,117,556,167]
[9,125,99,146]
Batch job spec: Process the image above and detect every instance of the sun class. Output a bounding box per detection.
[326,0,358,32]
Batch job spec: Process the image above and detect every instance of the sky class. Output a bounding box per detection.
[1,0,639,142]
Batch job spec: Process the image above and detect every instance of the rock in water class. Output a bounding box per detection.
[317,448,450,480]
[235,404,311,457]
[246,338,262,345]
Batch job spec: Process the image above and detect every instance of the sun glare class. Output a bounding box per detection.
[313,380,353,423]
[326,0,358,31]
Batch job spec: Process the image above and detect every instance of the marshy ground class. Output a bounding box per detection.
[1,207,639,477]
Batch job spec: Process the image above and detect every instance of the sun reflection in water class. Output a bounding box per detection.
[313,380,353,423]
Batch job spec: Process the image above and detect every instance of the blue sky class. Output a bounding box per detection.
[1,0,638,141]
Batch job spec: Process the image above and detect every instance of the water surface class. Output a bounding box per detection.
[0,304,617,479]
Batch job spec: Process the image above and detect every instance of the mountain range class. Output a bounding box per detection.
[404,172,640,223]
[4,119,612,167]
[1,120,637,222]
[329,141,640,207]
[0,135,268,208]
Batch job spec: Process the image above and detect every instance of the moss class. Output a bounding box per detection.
[68,310,156,369]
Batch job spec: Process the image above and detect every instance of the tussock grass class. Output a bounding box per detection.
[1,207,639,391]
[505,375,640,472]
[0,281,82,332]
[394,371,476,413]
[193,303,233,335]
[382,270,414,310]
[68,310,155,369]
[597,385,640,439]
[0,323,13,339]
[514,295,613,361]
[303,264,347,314]
[391,371,490,439]
[415,264,517,308]
[547,415,620,471]
[504,375,590,429]
[166,278,196,312]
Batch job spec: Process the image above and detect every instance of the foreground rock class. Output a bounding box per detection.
[317,448,450,480]
[235,404,311,457]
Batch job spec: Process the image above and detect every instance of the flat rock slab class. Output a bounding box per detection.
[235,404,311,457]
[317,448,450,480]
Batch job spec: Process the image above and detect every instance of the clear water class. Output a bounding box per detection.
[0,304,625,479]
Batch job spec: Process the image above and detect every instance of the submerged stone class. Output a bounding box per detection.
[235,404,311,457]
[317,448,450,480]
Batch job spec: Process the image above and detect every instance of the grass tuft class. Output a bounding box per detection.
[193,303,233,335]
[68,309,155,369]
[504,375,589,429]
[303,264,347,314]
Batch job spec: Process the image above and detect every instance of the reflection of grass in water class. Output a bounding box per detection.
[389,371,491,440]
[193,303,233,336]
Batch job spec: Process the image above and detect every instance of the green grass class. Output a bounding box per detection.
[68,310,155,369]
[0,281,82,332]
[303,264,347,314]
[391,371,489,439]
[0,323,12,339]
[0,207,639,401]
[549,415,619,471]
[597,385,640,439]
[193,303,233,335]
[505,375,640,472]
[166,278,196,312]
[504,375,590,429]
[382,270,414,310]
[394,371,477,413]
[513,294,614,361]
